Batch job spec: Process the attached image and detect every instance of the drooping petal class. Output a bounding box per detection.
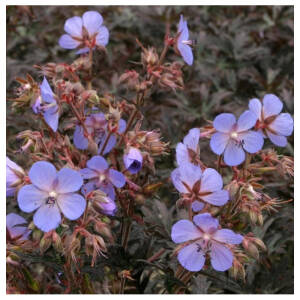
[118,119,127,133]
[43,105,59,132]
[28,161,57,192]
[213,229,243,244]
[73,125,89,150]
[40,77,55,103]
[178,43,193,66]
[171,168,188,193]
[98,133,116,155]
[213,113,236,133]
[6,213,28,240]
[87,155,108,172]
[210,242,233,271]
[176,143,189,166]
[80,168,98,179]
[178,15,186,36]
[99,182,115,201]
[183,128,200,151]
[17,185,47,213]
[262,94,283,118]
[269,113,294,136]
[200,168,223,193]
[267,131,287,147]
[171,219,202,243]
[57,193,86,220]
[95,26,109,47]
[64,16,83,37]
[59,34,80,49]
[191,201,205,212]
[55,168,83,193]
[210,132,230,155]
[193,213,219,233]
[200,190,229,206]
[223,140,245,166]
[237,110,257,132]
[177,242,206,272]
[108,169,126,188]
[33,204,61,232]
[239,130,264,153]
[248,98,262,120]
[178,162,202,190]
[82,11,103,36]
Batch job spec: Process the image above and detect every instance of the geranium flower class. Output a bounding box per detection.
[210,111,264,166]
[33,77,59,132]
[6,213,31,241]
[176,15,193,66]
[17,161,85,232]
[80,155,125,210]
[59,11,109,54]
[123,147,143,174]
[171,162,229,212]
[249,94,294,147]
[171,213,243,272]
[73,112,126,154]
[6,157,25,197]
[176,128,200,166]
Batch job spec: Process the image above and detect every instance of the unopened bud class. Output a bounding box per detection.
[142,47,159,66]
[40,235,52,253]
[52,232,63,253]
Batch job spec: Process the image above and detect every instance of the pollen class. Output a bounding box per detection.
[49,191,57,198]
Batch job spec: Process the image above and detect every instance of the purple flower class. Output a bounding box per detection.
[80,155,125,215]
[171,162,229,211]
[73,112,126,154]
[6,157,25,197]
[171,213,243,272]
[176,15,193,66]
[123,147,143,174]
[34,77,59,132]
[6,213,31,241]
[59,11,109,54]
[176,128,200,166]
[17,161,85,232]
[210,111,264,166]
[249,94,294,147]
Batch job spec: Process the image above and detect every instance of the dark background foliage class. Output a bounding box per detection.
[7,5,293,294]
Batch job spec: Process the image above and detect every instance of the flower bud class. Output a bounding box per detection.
[6,157,25,197]
[123,147,143,174]
[142,47,159,67]
[119,70,139,90]
[39,235,52,254]
[52,232,63,253]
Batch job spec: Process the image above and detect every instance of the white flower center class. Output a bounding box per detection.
[230,131,238,139]
[99,174,106,182]
[203,233,211,241]
[49,191,57,198]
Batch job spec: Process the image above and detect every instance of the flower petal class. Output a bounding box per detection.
[59,34,80,49]
[213,229,243,244]
[57,193,86,220]
[76,47,90,54]
[108,169,126,188]
[96,26,109,47]
[100,198,117,216]
[191,201,205,212]
[171,168,188,193]
[193,213,219,233]
[40,77,54,103]
[237,110,257,132]
[98,133,116,155]
[171,219,202,243]
[176,143,189,166]
[213,113,236,133]
[55,168,83,193]
[269,113,294,136]
[178,43,193,66]
[29,161,57,192]
[6,213,28,239]
[223,140,245,166]
[239,130,264,153]
[267,131,287,147]
[210,242,233,271]
[43,105,59,132]
[64,16,83,37]
[99,182,115,201]
[248,98,262,120]
[82,11,103,36]
[81,180,98,196]
[200,168,223,193]
[201,190,229,206]
[263,94,283,118]
[210,132,229,155]
[178,162,202,190]
[177,242,206,272]
[118,119,127,133]
[87,155,108,172]
[17,185,47,213]
[80,168,98,179]
[183,128,200,151]
[33,204,61,232]
[73,125,89,150]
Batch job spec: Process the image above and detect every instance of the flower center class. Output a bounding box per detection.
[49,191,57,198]
[99,174,106,183]
[203,233,211,241]
[230,131,238,139]
[46,191,57,206]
